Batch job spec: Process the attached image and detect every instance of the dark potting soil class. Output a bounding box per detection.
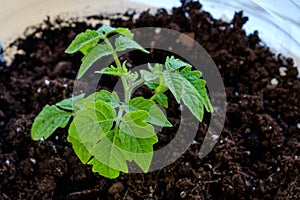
[0,1,299,199]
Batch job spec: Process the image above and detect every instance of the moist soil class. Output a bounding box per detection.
[0,1,299,199]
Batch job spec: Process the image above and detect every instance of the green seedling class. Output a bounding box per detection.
[31,25,213,178]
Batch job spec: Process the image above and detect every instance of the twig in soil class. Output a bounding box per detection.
[65,188,102,199]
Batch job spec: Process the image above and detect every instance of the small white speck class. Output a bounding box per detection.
[276,167,280,172]
[180,191,186,198]
[297,123,300,129]
[279,67,287,76]
[168,46,173,51]
[219,26,226,30]
[30,158,36,164]
[192,140,198,144]
[5,159,10,166]
[40,138,44,142]
[220,140,223,144]
[212,135,219,140]
[63,84,68,88]
[179,104,183,110]
[52,145,57,153]
[295,155,298,160]
[240,60,244,64]
[55,136,59,140]
[208,164,213,169]
[57,168,61,172]
[271,78,279,86]
[155,28,161,34]
[44,79,50,86]
[37,87,41,93]
[268,126,273,130]
[245,151,251,155]
[185,162,190,166]
[176,38,180,43]
[252,187,256,191]
[234,92,239,96]
[149,186,154,193]
[16,128,21,132]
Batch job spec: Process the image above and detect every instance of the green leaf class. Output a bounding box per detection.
[95,65,125,76]
[73,100,116,144]
[78,44,112,79]
[118,131,158,172]
[181,80,205,121]
[31,105,72,140]
[67,122,91,164]
[163,71,184,102]
[55,94,85,110]
[165,56,190,71]
[154,94,168,108]
[97,25,134,39]
[97,25,115,34]
[90,130,129,174]
[128,97,172,127]
[88,158,120,179]
[115,36,149,53]
[65,29,101,54]
[73,99,129,178]
[77,90,120,109]
[109,28,134,39]
[180,66,213,112]
[119,110,156,138]
[144,82,159,90]
[140,70,159,82]
[163,69,212,121]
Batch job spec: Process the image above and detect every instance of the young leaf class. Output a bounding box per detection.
[88,158,120,179]
[154,93,168,108]
[56,93,85,111]
[97,25,134,39]
[180,66,213,112]
[144,82,159,90]
[140,70,159,82]
[78,44,112,79]
[73,100,116,144]
[165,56,190,71]
[108,28,134,39]
[90,130,129,174]
[163,70,184,102]
[129,97,172,127]
[95,65,125,76]
[97,25,115,35]
[119,110,156,138]
[118,131,158,172]
[67,122,91,164]
[77,90,120,109]
[181,81,205,121]
[163,69,212,121]
[65,29,101,54]
[31,105,72,140]
[115,36,149,53]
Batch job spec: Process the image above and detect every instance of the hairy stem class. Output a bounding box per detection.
[103,37,129,104]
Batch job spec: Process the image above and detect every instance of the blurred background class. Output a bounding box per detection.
[1,0,300,68]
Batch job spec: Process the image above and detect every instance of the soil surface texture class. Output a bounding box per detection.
[0,1,299,200]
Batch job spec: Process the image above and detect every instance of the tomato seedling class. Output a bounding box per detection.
[31,25,213,178]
